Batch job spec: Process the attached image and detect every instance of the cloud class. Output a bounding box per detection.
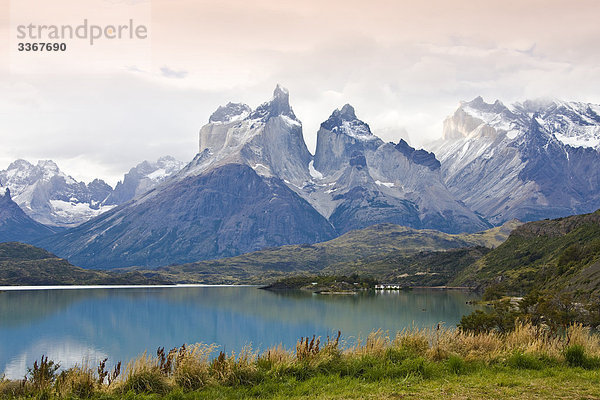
[1,0,599,182]
[160,66,188,79]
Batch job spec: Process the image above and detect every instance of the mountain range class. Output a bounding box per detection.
[35,86,492,268]
[0,156,184,228]
[1,87,600,271]
[431,97,600,225]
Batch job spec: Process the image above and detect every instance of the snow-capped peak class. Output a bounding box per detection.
[7,159,33,171]
[461,97,516,128]
[209,102,251,124]
[321,104,376,140]
[250,84,297,121]
[514,99,600,150]
[0,159,115,227]
[274,83,289,96]
[449,96,600,150]
[193,85,311,185]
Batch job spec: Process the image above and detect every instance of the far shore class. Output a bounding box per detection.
[0,284,258,291]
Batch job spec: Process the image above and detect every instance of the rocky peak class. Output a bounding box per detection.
[7,159,33,171]
[37,160,60,173]
[250,84,296,120]
[209,102,251,123]
[321,104,373,138]
[395,139,441,170]
[339,104,357,119]
[462,96,511,116]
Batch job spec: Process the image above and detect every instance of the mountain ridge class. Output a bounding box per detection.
[36,86,492,268]
[430,96,600,225]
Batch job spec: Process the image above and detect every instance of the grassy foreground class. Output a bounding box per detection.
[3,323,600,399]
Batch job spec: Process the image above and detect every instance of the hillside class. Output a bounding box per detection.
[0,189,56,243]
[0,242,170,286]
[452,210,600,297]
[146,222,518,284]
[321,246,491,287]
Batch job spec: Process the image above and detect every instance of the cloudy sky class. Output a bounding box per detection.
[1,0,599,185]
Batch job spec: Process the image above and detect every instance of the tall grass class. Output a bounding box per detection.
[2,322,600,398]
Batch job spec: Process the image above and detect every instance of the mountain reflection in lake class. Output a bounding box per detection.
[0,286,479,378]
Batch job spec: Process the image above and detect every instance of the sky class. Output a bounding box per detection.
[1,0,599,185]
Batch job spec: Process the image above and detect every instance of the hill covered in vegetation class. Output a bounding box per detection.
[452,210,600,298]
[146,222,519,284]
[0,242,170,286]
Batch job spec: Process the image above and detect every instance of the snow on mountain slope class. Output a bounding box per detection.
[0,160,114,227]
[516,99,600,150]
[308,104,490,234]
[189,84,312,187]
[105,156,184,205]
[430,97,600,225]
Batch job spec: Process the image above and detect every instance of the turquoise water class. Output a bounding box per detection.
[0,286,478,378]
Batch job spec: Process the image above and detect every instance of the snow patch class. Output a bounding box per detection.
[308,161,323,180]
[375,180,395,188]
[506,130,520,140]
[49,200,115,222]
[147,168,167,180]
[554,132,600,149]
[281,115,301,127]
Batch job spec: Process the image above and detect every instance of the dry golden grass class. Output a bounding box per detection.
[5,322,600,398]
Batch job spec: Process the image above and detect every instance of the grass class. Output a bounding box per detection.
[2,322,600,399]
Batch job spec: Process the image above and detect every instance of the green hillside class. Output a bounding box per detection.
[0,242,170,286]
[452,210,600,298]
[322,246,491,287]
[150,222,518,284]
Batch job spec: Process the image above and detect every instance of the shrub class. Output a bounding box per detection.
[564,344,586,368]
[507,351,542,370]
[447,355,465,374]
[482,284,505,301]
[120,354,170,395]
[459,300,518,333]
[558,244,581,266]
[56,366,96,398]
[173,344,214,391]
[458,310,501,333]
[27,355,60,392]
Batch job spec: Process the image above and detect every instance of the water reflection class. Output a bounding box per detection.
[0,287,478,378]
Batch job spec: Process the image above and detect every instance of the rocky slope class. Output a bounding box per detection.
[105,156,184,205]
[306,104,490,234]
[0,187,56,243]
[143,221,515,284]
[430,97,600,225]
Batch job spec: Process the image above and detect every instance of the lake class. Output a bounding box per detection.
[0,286,479,379]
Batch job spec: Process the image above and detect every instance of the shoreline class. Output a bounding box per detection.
[0,283,258,291]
